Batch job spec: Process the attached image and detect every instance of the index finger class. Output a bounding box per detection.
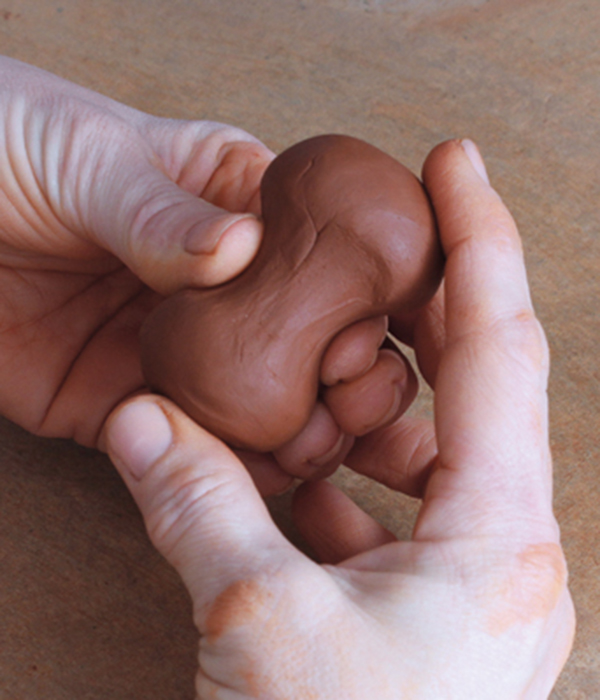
[415,140,556,543]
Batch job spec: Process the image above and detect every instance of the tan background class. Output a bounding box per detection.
[0,0,598,697]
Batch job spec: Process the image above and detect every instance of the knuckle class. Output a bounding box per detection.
[493,309,550,378]
[145,465,233,558]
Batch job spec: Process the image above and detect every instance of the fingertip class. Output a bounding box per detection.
[324,349,417,437]
[105,395,231,486]
[421,138,463,186]
[186,214,263,287]
[422,138,491,195]
[321,316,388,386]
[421,137,518,267]
[460,139,490,185]
[273,403,353,480]
[106,398,173,481]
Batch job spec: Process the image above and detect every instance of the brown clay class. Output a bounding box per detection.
[140,134,443,452]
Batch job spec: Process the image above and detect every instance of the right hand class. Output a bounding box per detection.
[105,138,575,699]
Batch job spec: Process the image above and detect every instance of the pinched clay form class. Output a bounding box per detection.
[140,134,443,452]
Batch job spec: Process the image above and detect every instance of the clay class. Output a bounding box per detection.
[140,134,443,452]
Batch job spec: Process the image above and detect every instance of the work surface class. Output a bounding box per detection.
[0,1,598,697]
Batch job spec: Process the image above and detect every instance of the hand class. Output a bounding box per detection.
[105,139,575,698]
[0,56,274,447]
[0,56,414,481]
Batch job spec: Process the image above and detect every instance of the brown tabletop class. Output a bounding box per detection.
[0,1,598,698]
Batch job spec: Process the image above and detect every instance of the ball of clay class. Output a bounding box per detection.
[140,134,443,452]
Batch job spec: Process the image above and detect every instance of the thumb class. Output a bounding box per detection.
[104,396,292,608]
[90,158,263,295]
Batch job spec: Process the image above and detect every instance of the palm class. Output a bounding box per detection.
[0,257,160,446]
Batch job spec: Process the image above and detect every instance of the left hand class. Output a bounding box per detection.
[0,56,272,447]
[0,57,415,493]
[0,56,418,489]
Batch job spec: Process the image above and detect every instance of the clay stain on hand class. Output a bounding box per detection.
[484,542,568,637]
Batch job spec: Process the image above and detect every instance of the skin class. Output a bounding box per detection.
[0,56,409,486]
[106,140,575,699]
[0,55,575,696]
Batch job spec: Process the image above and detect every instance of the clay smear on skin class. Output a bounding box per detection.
[203,576,360,698]
[485,543,567,636]
[203,578,277,642]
